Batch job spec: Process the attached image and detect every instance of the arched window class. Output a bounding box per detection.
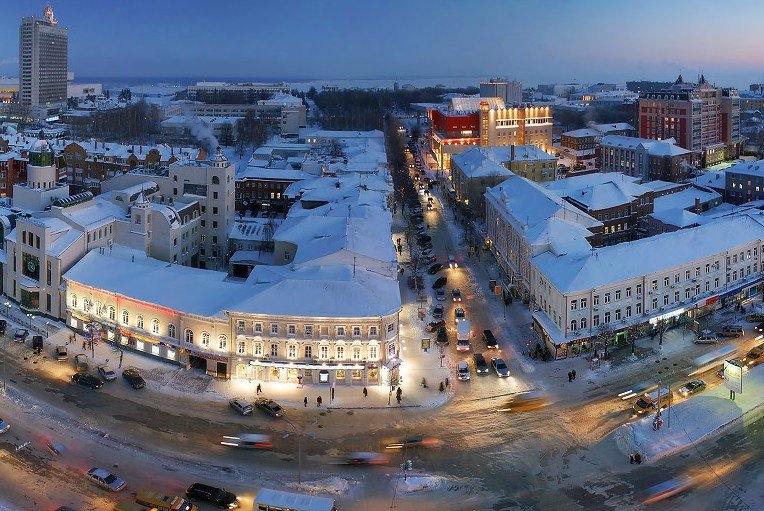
[136,315,144,330]
[218,334,227,350]
[570,320,578,331]
[185,329,194,344]
[201,331,210,347]
[581,317,587,329]
[95,302,103,316]
[83,299,92,313]
[108,306,116,321]
[122,310,129,325]
[168,324,176,339]
[211,176,220,185]
[70,294,77,308]
[151,319,160,334]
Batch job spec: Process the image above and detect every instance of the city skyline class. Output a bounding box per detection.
[1,0,764,88]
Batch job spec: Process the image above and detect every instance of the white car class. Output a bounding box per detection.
[456,361,470,381]
[85,467,126,492]
[0,418,9,434]
[97,365,117,381]
[435,290,446,301]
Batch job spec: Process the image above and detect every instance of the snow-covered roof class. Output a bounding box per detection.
[600,135,691,157]
[650,208,701,228]
[652,186,721,213]
[254,488,334,511]
[237,165,312,182]
[448,96,505,113]
[725,159,764,177]
[545,172,648,210]
[641,180,684,194]
[451,150,512,179]
[688,170,726,189]
[563,128,600,138]
[480,145,557,163]
[591,122,636,133]
[533,213,764,293]
[229,217,283,242]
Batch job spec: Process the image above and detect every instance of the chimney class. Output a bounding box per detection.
[694,197,701,214]
[511,145,515,161]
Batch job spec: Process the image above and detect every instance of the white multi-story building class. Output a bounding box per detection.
[19,6,68,108]
[529,213,764,358]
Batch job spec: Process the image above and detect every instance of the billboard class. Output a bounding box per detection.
[723,360,743,394]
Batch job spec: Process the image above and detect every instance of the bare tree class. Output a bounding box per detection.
[595,324,613,359]
[655,318,669,346]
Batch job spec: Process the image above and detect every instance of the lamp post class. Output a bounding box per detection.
[284,419,302,485]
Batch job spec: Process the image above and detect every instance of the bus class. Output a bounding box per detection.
[688,345,739,376]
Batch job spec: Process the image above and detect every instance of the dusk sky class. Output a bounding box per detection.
[2,0,764,87]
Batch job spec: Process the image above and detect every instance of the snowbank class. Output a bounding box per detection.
[288,476,353,495]
[395,475,444,493]
[613,363,764,462]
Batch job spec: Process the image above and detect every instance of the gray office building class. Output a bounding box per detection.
[19,6,68,107]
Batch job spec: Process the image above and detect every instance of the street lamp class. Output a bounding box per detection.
[284,419,302,485]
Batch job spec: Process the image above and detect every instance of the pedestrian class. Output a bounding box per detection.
[363,387,368,398]
[256,383,262,395]
[396,387,402,399]
[634,453,642,464]
[331,386,335,402]
[317,395,322,407]
[105,358,109,365]
[568,371,572,382]
[82,341,86,350]
[445,377,449,388]
[572,369,577,381]
[439,381,445,392]
[396,394,401,405]
[118,350,124,368]
[629,454,635,464]
[303,396,308,407]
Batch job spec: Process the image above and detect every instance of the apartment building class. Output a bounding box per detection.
[19,6,68,108]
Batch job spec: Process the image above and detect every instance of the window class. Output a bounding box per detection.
[652,298,658,309]
[287,344,297,358]
[236,320,245,333]
[136,315,144,330]
[288,324,296,335]
[570,300,578,311]
[238,341,246,355]
[593,295,599,306]
[636,284,642,295]
[185,329,194,343]
[636,302,642,314]
[212,176,220,184]
[336,345,345,360]
[270,323,278,335]
[625,287,632,298]
[352,346,362,360]
[201,331,210,347]
[120,310,129,325]
[151,319,160,334]
[368,345,378,360]
[168,324,176,338]
[674,274,680,284]
[71,294,77,308]
[580,317,587,329]
[83,299,92,313]
[254,322,263,333]
[675,291,680,302]
[319,345,329,359]
[337,326,345,337]
[695,267,701,277]
[593,315,600,327]
[305,325,313,337]
[615,309,621,321]
[626,306,632,317]
[271,343,279,357]
[108,306,115,321]
[304,345,312,358]
[685,288,691,299]
[604,311,611,323]
[570,320,578,331]
[705,264,710,274]
[663,295,669,306]
[604,293,610,304]
[254,342,263,356]
[615,290,621,300]
[580,298,587,309]
[218,335,227,350]
[685,270,691,280]
[352,326,361,337]
[387,323,395,333]
[663,277,670,287]
[651,280,658,290]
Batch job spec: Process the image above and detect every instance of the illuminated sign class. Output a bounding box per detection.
[724,360,743,393]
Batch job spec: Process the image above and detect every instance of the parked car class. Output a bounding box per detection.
[0,319,6,335]
[755,323,764,333]
[74,354,88,372]
[456,361,470,381]
[220,433,272,449]
[0,418,9,434]
[435,289,446,301]
[744,343,764,366]
[122,368,146,389]
[417,235,431,244]
[452,288,462,302]
[694,332,718,344]
[97,365,117,381]
[427,263,443,274]
[55,345,68,361]
[491,357,510,377]
[448,254,457,268]
[185,483,239,509]
[425,320,446,333]
[13,329,28,343]
[432,305,444,319]
[473,353,489,375]
[254,398,284,418]
[719,325,744,337]
[678,379,706,397]
[454,308,466,323]
[32,335,43,354]
[483,330,498,349]
[747,313,764,323]
[432,276,447,289]
[229,398,254,416]
[85,467,126,492]
[421,254,438,264]
[71,373,103,389]
[436,326,448,345]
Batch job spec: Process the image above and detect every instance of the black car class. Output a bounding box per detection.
[122,368,146,389]
[432,276,447,289]
[436,326,448,345]
[755,322,764,333]
[32,335,44,354]
[427,263,443,274]
[482,329,498,349]
[71,373,103,389]
[186,482,239,509]
[0,319,6,335]
[417,235,431,243]
[254,398,284,418]
[473,353,489,375]
[13,329,29,342]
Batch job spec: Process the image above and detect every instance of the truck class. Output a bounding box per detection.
[74,354,89,373]
[456,320,471,351]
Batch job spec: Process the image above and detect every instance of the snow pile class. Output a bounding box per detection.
[396,475,443,493]
[613,363,764,462]
[289,476,353,495]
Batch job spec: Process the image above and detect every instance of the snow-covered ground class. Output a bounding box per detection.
[613,362,764,462]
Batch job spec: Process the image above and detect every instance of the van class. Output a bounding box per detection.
[456,320,471,352]
[633,387,673,414]
[720,325,744,338]
[135,490,197,511]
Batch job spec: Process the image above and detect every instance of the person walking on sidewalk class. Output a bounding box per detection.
[256,383,262,395]
[568,371,572,382]
[303,396,308,407]
[572,369,577,381]
[363,387,368,398]
[317,395,322,407]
